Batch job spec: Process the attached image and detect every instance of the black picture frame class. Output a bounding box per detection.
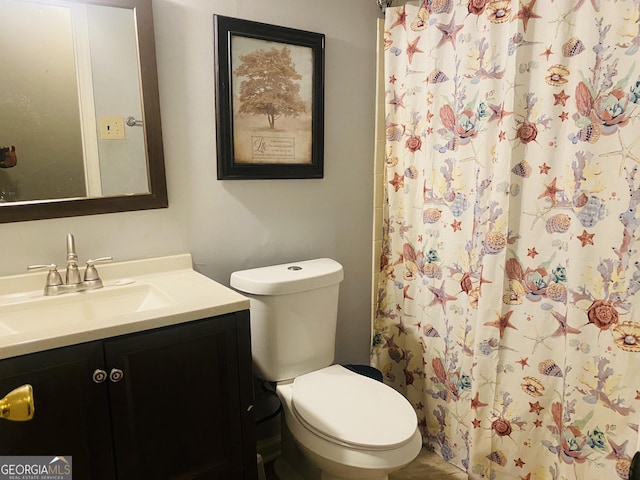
[214,15,325,180]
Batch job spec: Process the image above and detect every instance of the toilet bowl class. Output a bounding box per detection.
[274,365,422,480]
[230,259,422,479]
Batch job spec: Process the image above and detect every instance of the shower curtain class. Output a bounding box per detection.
[371,1,640,479]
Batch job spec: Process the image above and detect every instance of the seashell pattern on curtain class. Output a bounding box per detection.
[372,1,640,479]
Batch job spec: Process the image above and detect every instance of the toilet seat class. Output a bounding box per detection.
[291,365,417,451]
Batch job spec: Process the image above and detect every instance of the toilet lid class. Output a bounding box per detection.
[291,365,417,449]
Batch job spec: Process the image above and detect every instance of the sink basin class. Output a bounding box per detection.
[0,253,250,360]
[0,283,176,336]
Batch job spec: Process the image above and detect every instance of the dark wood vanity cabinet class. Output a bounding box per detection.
[0,311,257,480]
[0,340,116,477]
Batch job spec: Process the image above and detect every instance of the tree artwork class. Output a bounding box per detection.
[234,45,306,130]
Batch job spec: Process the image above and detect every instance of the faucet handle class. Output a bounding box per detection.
[27,264,63,287]
[84,257,113,282]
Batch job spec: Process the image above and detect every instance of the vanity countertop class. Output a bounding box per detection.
[0,254,249,360]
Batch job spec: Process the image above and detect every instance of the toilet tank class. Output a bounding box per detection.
[230,258,344,382]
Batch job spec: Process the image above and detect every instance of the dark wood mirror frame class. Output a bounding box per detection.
[0,0,167,223]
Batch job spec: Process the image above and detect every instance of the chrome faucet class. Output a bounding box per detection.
[28,234,112,296]
[65,233,81,286]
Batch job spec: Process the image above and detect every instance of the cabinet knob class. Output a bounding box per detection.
[92,369,107,383]
[0,384,34,421]
[109,368,124,383]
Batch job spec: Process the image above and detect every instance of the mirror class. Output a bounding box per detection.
[0,0,167,223]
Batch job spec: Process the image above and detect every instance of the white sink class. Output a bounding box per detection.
[0,283,176,336]
[0,254,250,360]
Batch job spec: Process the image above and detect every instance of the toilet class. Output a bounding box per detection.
[230,258,422,480]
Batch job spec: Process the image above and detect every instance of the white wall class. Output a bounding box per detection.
[0,0,380,365]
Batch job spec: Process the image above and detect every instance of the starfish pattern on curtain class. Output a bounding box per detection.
[372,1,640,479]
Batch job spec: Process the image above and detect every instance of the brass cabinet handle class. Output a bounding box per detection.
[109,368,124,383]
[0,385,34,421]
[92,369,107,383]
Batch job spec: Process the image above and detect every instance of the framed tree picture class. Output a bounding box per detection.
[214,15,325,179]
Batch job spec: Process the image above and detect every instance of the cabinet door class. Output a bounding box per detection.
[0,341,115,479]
[105,312,257,480]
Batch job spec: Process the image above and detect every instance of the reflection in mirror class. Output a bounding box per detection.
[0,0,167,223]
[0,0,85,202]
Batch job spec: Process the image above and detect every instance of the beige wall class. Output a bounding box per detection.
[0,0,380,366]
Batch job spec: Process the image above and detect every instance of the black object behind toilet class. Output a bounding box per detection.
[630,451,640,480]
[344,364,384,382]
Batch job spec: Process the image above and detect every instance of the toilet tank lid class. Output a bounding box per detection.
[230,258,344,295]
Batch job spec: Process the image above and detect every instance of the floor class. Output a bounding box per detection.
[263,448,467,479]
[389,449,467,480]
